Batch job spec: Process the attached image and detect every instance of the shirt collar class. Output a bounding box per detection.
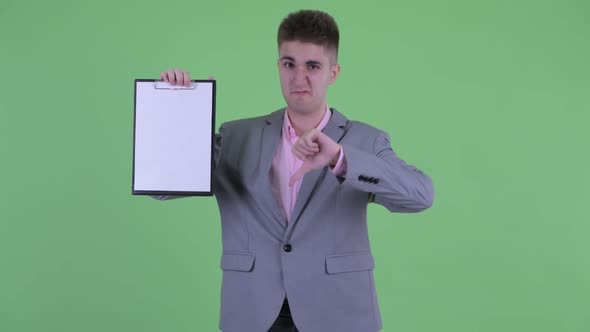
[283,104,331,140]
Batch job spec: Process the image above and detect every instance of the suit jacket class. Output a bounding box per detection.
[152,108,434,332]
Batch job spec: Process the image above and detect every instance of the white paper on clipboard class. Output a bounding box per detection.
[132,79,215,196]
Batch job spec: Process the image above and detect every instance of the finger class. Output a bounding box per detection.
[183,70,191,86]
[174,68,183,85]
[160,72,169,82]
[303,136,318,149]
[292,147,307,161]
[295,144,317,156]
[294,143,316,157]
[304,145,320,153]
[296,141,319,153]
[208,76,215,80]
[294,137,318,151]
[167,68,176,85]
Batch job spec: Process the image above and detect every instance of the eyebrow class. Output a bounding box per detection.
[280,56,322,66]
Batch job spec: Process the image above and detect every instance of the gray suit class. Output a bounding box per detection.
[152,108,434,332]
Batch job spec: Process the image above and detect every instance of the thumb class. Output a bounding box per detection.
[289,164,308,187]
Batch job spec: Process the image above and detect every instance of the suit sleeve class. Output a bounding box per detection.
[338,130,434,213]
[150,124,224,201]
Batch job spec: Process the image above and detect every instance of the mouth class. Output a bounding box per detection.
[291,91,310,96]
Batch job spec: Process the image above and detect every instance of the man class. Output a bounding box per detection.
[153,9,434,332]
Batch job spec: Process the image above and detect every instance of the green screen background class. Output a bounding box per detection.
[1,0,589,331]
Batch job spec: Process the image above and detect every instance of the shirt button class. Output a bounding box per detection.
[283,244,292,252]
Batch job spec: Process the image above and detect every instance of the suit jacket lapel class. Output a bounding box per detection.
[288,108,349,228]
[259,109,288,230]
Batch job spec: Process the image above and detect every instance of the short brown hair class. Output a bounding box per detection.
[277,10,340,62]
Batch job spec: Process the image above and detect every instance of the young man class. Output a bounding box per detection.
[155,10,433,332]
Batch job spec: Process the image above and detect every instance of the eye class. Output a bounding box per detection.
[308,64,320,70]
[283,62,294,69]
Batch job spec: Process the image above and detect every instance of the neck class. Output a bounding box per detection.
[286,104,327,136]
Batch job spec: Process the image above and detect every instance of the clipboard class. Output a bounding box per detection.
[132,79,216,196]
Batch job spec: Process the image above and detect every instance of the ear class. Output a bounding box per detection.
[329,63,341,84]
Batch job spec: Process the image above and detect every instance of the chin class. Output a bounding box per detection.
[286,102,314,113]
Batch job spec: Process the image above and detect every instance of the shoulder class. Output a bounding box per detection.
[219,109,283,132]
[338,113,389,140]
[221,115,265,130]
[347,120,386,136]
[332,109,393,151]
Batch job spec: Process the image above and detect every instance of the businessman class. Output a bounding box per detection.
[153,9,434,332]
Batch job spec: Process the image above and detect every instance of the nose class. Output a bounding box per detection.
[291,66,308,86]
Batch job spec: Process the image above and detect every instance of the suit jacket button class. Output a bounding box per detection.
[283,244,292,252]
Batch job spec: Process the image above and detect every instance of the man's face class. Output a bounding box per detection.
[278,41,340,114]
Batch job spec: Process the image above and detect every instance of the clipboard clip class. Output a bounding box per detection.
[153,80,197,90]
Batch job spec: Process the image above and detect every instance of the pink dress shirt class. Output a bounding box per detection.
[270,105,346,224]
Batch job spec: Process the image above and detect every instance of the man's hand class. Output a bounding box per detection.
[160,67,214,86]
[289,128,341,187]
